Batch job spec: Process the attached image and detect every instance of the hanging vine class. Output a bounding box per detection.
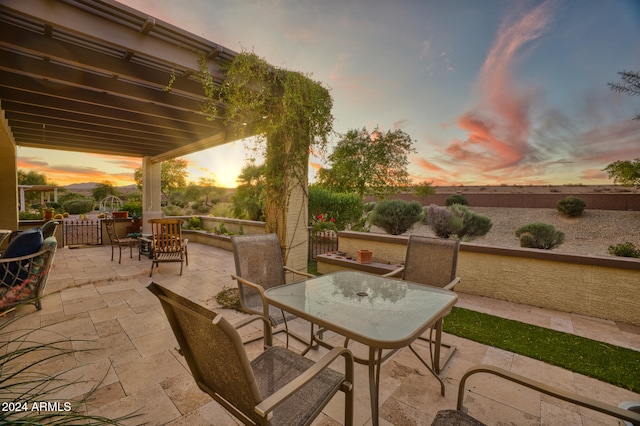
[197,51,334,262]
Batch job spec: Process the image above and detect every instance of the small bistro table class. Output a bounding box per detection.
[265,270,458,425]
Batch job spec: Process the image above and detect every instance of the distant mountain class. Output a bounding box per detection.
[64,182,138,195]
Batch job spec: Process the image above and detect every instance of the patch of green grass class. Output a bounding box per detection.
[444,307,640,392]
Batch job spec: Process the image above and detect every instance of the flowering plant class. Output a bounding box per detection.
[310,213,337,233]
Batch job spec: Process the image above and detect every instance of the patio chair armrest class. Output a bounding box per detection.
[255,347,354,418]
[457,365,640,425]
[231,313,271,330]
[230,274,266,298]
[283,265,316,278]
[443,277,461,291]
[382,266,404,278]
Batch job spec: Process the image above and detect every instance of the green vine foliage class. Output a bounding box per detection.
[197,51,334,261]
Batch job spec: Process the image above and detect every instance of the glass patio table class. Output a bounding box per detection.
[264,270,458,425]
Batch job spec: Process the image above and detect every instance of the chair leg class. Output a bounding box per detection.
[118,246,122,264]
[111,245,114,261]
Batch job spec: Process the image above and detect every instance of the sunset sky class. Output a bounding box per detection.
[17,0,640,188]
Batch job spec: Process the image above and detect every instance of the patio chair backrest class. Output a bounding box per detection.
[149,218,184,254]
[147,283,263,423]
[402,235,459,288]
[104,218,121,243]
[41,220,59,239]
[232,233,286,309]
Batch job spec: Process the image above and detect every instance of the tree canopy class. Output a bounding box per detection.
[604,158,640,188]
[134,158,189,197]
[608,70,640,120]
[316,127,416,198]
[231,163,266,221]
[92,181,118,201]
[18,169,48,186]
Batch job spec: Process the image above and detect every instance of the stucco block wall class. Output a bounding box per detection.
[456,250,640,325]
[328,231,640,326]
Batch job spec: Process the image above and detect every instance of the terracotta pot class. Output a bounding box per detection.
[357,249,373,264]
[43,210,54,220]
[112,211,128,219]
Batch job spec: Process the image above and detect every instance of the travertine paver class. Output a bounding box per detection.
[1,242,637,425]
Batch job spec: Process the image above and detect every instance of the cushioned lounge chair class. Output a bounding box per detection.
[148,218,188,276]
[0,236,57,312]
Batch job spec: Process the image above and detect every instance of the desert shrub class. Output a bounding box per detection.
[368,199,423,235]
[515,222,565,250]
[191,202,211,214]
[425,204,492,240]
[608,242,640,258]
[450,204,493,240]
[63,198,94,214]
[445,193,468,206]
[162,204,183,216]
[308,186,365,231]
[556,196,586,217]
[425,204,459,238]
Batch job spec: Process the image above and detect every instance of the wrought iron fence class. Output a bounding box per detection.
[308,228,338,260]
[63,219,102,246]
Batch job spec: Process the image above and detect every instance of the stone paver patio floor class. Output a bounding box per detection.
[2,242,638,425]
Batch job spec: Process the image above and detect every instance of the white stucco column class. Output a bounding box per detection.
[141,157,162,234]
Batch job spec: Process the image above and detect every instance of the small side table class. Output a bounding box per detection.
[139,236,153,260]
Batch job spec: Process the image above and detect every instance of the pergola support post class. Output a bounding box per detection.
[141,157,162,234]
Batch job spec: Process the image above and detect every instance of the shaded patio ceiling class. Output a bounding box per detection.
[0,0,249,161]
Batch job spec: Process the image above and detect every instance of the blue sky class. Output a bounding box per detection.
[18,0,640,187]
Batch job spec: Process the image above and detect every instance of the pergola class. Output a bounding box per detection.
[0,0,309,270]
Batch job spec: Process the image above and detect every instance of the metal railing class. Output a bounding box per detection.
[308,228,338,260]
[63,219,102,246]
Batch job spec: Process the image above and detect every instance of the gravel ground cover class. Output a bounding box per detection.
[375,207,640,258]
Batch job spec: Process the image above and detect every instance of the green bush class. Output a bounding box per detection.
[608,242,640,258]
[120,201,142,217]
[368,199,423,235]
[308,186,365,231]
[515,222,565,250]
[445,193,468,206]
[62,198,94,214]
[187,217,202,230]
[556,196,586,217]
[425,204,492,240]
[450,204,493,240]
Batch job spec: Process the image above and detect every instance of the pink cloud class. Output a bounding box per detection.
[444,1,554,177]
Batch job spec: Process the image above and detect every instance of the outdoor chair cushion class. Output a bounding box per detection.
[1,227,43,259]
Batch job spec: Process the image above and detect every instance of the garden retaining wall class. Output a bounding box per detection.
[318,231,640,326]
[379,192,640,210]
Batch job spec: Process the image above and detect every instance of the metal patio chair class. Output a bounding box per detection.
[384,235,460,372]
[432,365,640,425]
[148,218,188,277]
[147,282,354,426]
[231,233,316,347]
[104,218,139,264]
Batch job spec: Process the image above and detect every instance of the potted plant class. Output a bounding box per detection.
[357,249,373,264]
[43,207,54,220]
